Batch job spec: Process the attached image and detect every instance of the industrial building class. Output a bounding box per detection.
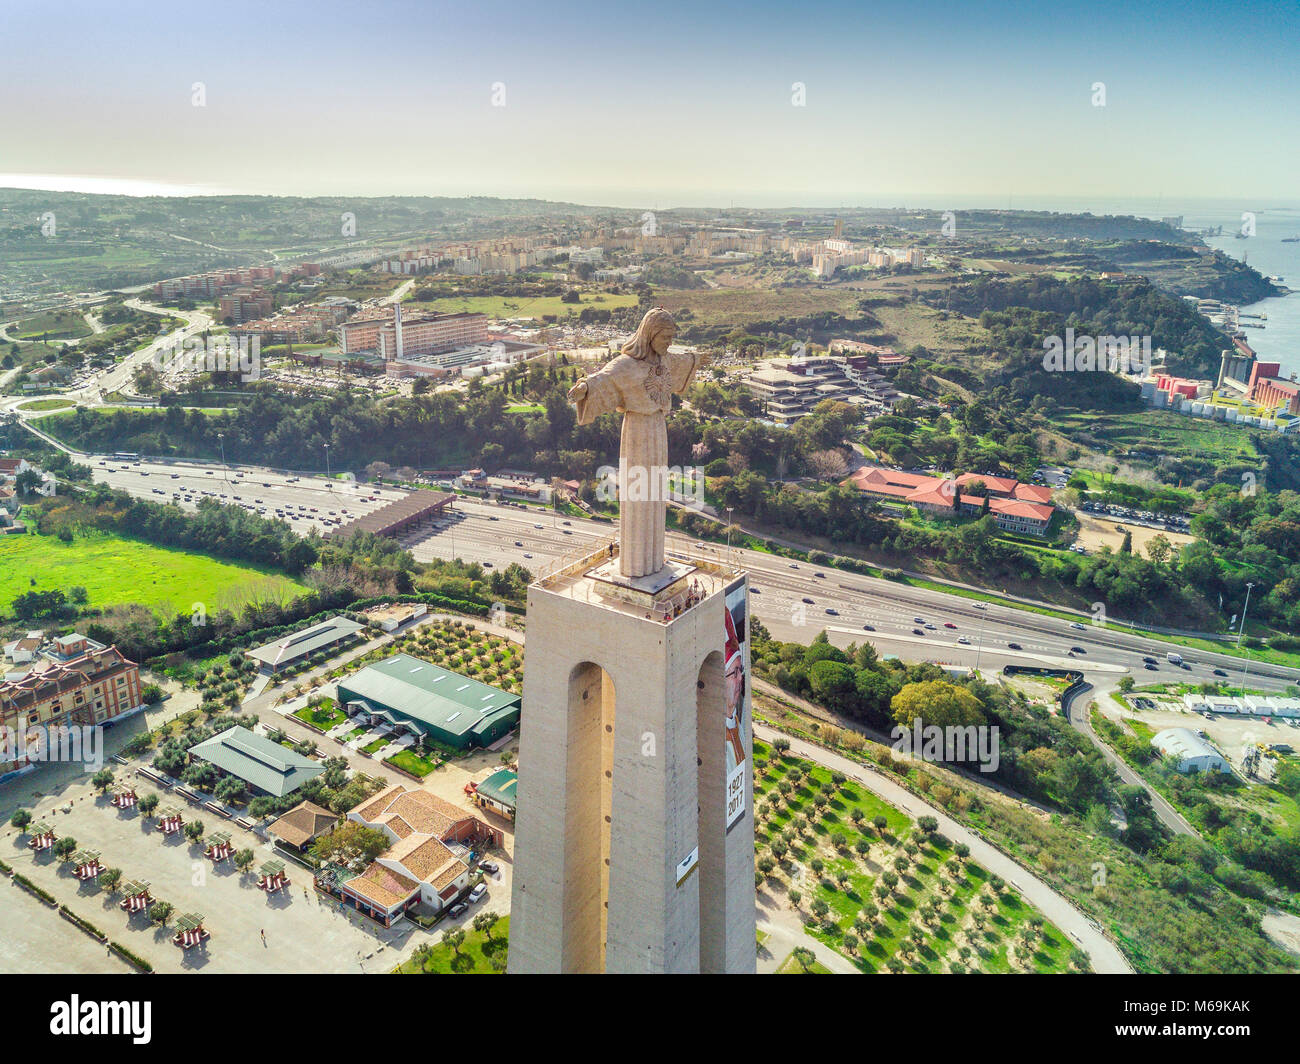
[336,653,521,750]
[1151,728,1231,774]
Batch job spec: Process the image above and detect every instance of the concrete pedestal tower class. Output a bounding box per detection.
[507,548,755,973]
[507,309,756,973]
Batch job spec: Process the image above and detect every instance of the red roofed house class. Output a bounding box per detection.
[845,466,1056,537]
[331,784,500,926]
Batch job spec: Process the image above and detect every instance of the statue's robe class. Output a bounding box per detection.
[574,349,702,577]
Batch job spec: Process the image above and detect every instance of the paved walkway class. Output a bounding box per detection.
[754,723,1133,974]
[1063,681,1198,838]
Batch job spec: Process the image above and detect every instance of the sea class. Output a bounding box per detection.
[896,194,1300,380]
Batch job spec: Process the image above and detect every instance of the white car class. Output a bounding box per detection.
[1069,622,1086,631]
[468,883,487,903]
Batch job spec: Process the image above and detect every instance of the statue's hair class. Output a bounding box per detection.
[621,307,675,361]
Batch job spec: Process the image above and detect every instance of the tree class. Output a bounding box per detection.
[148,900,174,926]
[788,888,802,910]
[9,809,32,832]
[91,768,115,792]
[99,867,122,892]
[891,680,986,731]
[791,946,816,972]
[445,928,466,956]
[53,836,78,860]
[473,910,501,942]
[137,793,160,818]
[183,820,205,843]
[233,849,255,873]
[310,821,390,869]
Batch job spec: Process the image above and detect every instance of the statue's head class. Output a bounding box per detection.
[621,307,676,361]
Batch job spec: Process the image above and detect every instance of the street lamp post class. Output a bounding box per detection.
[217,432,227,483]
[1238,581,1256,695]
[324,443,331,491]
[726,506,734,551]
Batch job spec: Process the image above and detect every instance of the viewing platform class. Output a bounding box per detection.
[533,536,743,624]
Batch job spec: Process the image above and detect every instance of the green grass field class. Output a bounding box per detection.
[405,291,637,320]
[17,398,75,411]
[0,528,308,618]
[395,915,508,973]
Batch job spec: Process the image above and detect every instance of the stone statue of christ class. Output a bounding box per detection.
[568,308,705,578]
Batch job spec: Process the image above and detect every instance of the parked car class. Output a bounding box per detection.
[479,860,499,875]
[448,902,468,918]
[468,883,488,903]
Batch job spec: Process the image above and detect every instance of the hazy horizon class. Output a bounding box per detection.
[2,0,1297,208]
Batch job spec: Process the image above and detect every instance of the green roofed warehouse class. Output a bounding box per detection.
[336,653,521,750]
[189,725,324,797]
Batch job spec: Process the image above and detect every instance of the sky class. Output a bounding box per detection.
[1,0,1297,208]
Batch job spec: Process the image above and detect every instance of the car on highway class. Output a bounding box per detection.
[1142,656,1157,664]
[562,520,571,526]
[789,563,799,570]
[170,473,179,479]
[489,515,499,521]
[1070,646,1086,654]
[862,624,874,631]
[534,523,543,529]
[1213,668,1228,677]
[515,540,523,547]
[1007,642,1022,650]
[973,603,987,610]
[814,572,825,578]
[751,587,761,594]
[825,608,838,616]
[912,628,924,636]
[924,624,937,631]
[1145,663,1158,670]
[943,622,957,629]
[801,597,814,605]
[957,637,971,644]
[523,553,533,559]
[914,617,924,624]
[1069,622,1086,631]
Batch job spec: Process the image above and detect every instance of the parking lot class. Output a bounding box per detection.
[87,457,410,537]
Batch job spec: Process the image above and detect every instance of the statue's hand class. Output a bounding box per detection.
[568,379,588,402]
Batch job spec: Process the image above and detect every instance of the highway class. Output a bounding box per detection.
[7,381,1300,695]
[400,494,1300,693]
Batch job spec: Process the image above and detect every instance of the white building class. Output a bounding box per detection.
[1152,728,1231,774]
